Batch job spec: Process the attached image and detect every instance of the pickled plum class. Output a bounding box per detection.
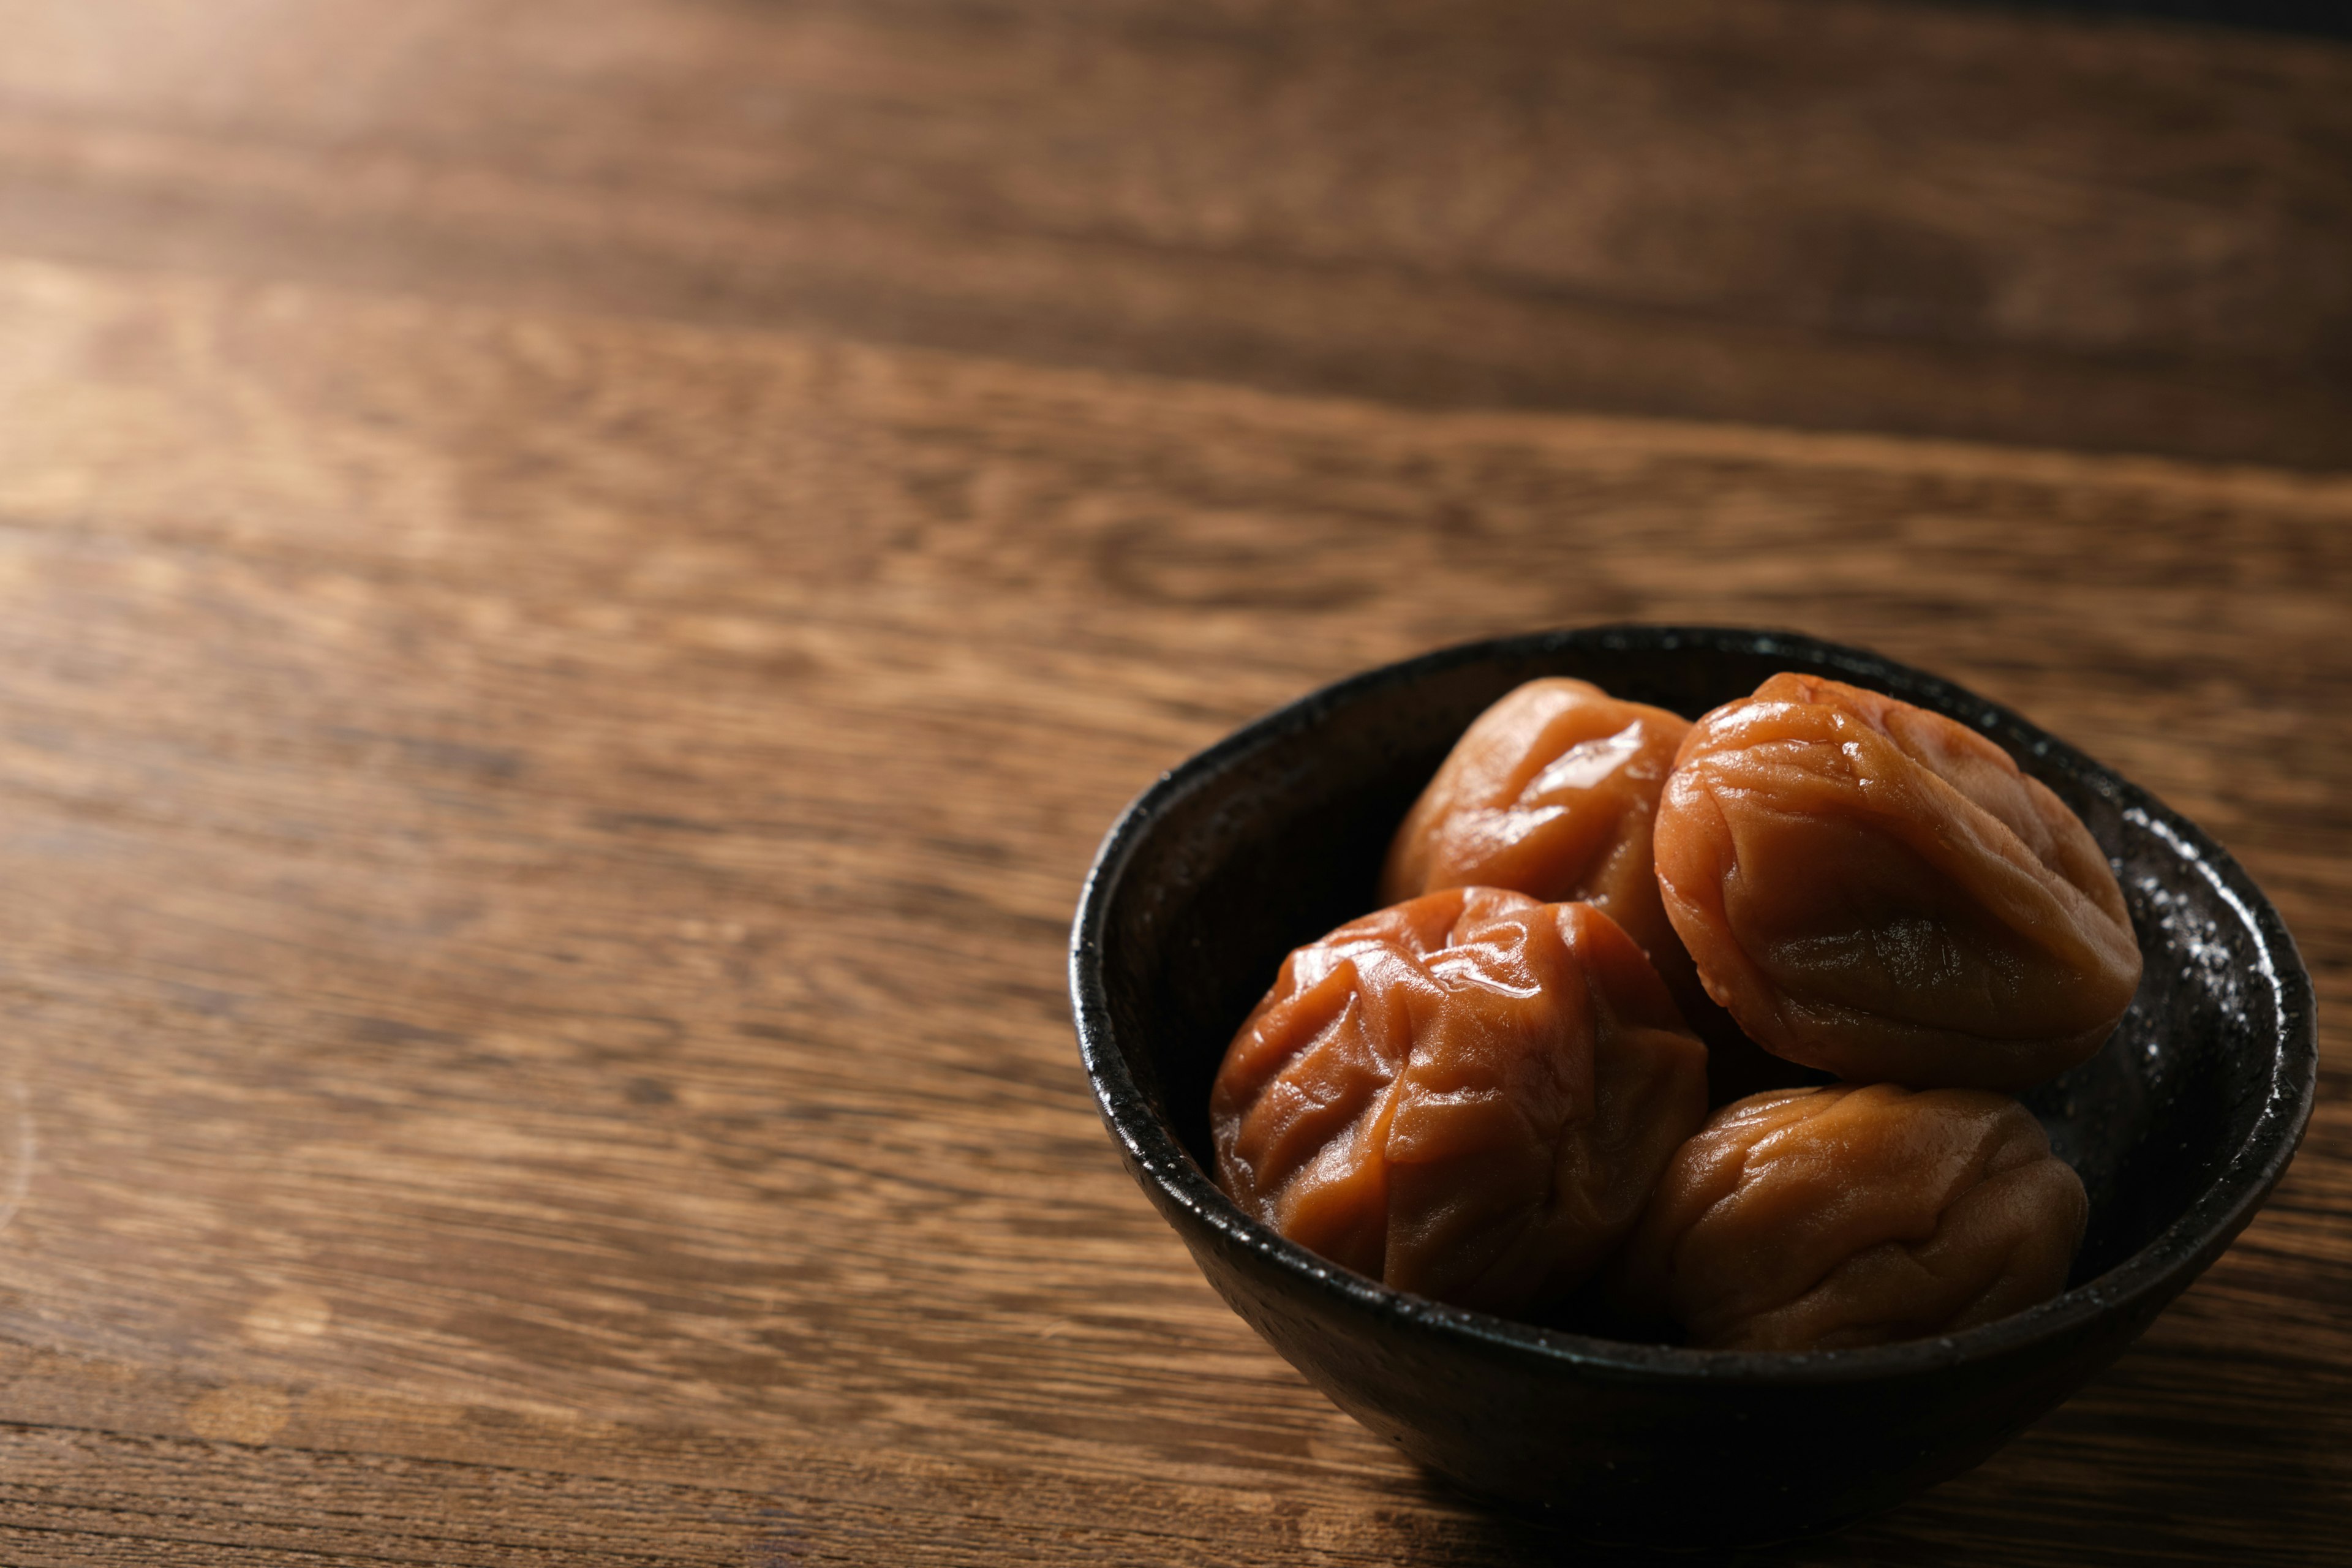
[1210,888,1708,1315]
[1380,678,1694,1001]
[1654,674,2141,1091]
[1382,676,1814,1105]
[1609,1083,2087,1351]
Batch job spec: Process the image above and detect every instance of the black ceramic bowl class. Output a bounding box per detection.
[1069,625,2315,1547]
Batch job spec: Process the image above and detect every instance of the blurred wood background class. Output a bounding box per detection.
[0,1,2345,1562]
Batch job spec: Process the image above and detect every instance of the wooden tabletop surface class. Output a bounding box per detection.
[1,2,2347,1562]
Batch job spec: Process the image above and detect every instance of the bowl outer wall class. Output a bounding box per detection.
[1069,625,2316,1542]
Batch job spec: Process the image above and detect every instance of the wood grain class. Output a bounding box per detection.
[2,0,2350,465]
[0,1,2347,1561]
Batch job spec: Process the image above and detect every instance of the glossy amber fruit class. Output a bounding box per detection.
[1381,678,1693,1003]
[1609,1083,2087,1351]
[1382,676,1812,1106]
[1654,674,2142,1091]
[1211,887,1708,1315]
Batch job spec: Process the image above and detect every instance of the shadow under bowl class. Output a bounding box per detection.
[1068,625,2315,1547]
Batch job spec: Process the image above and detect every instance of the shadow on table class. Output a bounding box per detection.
[1395,1337,2351,1566]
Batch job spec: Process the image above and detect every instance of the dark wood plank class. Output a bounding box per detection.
[1,0,2350,464]
[0,253,2345,1561]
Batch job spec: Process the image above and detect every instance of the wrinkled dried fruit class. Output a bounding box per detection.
[1381,677,1694,1000]
[1211,887,1708,1314]
[1610,1083,2087,1351]
[1655,674,2142,1091]
[1381,676,1814,1106]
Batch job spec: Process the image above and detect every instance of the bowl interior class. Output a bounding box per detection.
[1090,627,2311,1323]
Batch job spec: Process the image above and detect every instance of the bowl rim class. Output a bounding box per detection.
[1068,624,2318,1384]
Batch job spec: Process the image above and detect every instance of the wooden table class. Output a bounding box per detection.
[0,2,2345,1561]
